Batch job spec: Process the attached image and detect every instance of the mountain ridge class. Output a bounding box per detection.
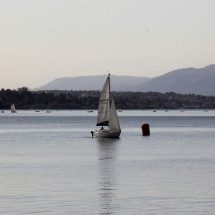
[34,75,151,91]
[135,64,215,95]
[34,64,215,96]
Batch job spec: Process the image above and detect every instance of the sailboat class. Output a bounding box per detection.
[93,74,121,138]
[11,103,16,113]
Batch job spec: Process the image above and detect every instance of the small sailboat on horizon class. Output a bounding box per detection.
[92,74,121,138]
[11,103,17,113]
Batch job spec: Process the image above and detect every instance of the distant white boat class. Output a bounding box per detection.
[93,74,121,138]
[11,104,17,113]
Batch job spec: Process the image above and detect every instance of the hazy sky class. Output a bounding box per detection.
[0,0,215,88]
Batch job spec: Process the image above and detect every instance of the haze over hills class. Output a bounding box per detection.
[35,75,151,91]
[135,64,215,96]
[34,65,215,96]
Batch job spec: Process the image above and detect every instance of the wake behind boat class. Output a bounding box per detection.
[92,74,121,138]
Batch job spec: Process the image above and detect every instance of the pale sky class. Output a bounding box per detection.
[0,0,215,89]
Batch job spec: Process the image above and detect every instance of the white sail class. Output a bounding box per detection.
[93,74,121,138]
[96,75,110,126]
[109,98,120,132]
[11,104,16,113]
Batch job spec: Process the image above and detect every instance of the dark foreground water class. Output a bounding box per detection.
[0,110,215,215]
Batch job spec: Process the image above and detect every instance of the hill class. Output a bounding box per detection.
[136,65,215,96]
[34,65,215,96]
[35,75,150,91]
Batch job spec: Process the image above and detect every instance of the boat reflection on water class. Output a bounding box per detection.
[96,138,120,215]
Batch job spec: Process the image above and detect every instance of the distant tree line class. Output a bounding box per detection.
[0,87,215,110]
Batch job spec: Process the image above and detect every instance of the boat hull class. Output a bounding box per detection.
[94,129,121,138]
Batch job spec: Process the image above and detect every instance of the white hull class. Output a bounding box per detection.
[94,129,121,138]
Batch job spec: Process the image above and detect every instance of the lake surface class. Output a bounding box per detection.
[0,110,215,215]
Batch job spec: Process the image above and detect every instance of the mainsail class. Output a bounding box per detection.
[109,98,120,131]
[96,75,110,126]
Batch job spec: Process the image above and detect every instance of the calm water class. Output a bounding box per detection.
[0,110,215,215]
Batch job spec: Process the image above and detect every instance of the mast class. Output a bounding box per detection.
[108,73,110,97]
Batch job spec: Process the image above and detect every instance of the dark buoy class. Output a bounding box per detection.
[141,123,150,136]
